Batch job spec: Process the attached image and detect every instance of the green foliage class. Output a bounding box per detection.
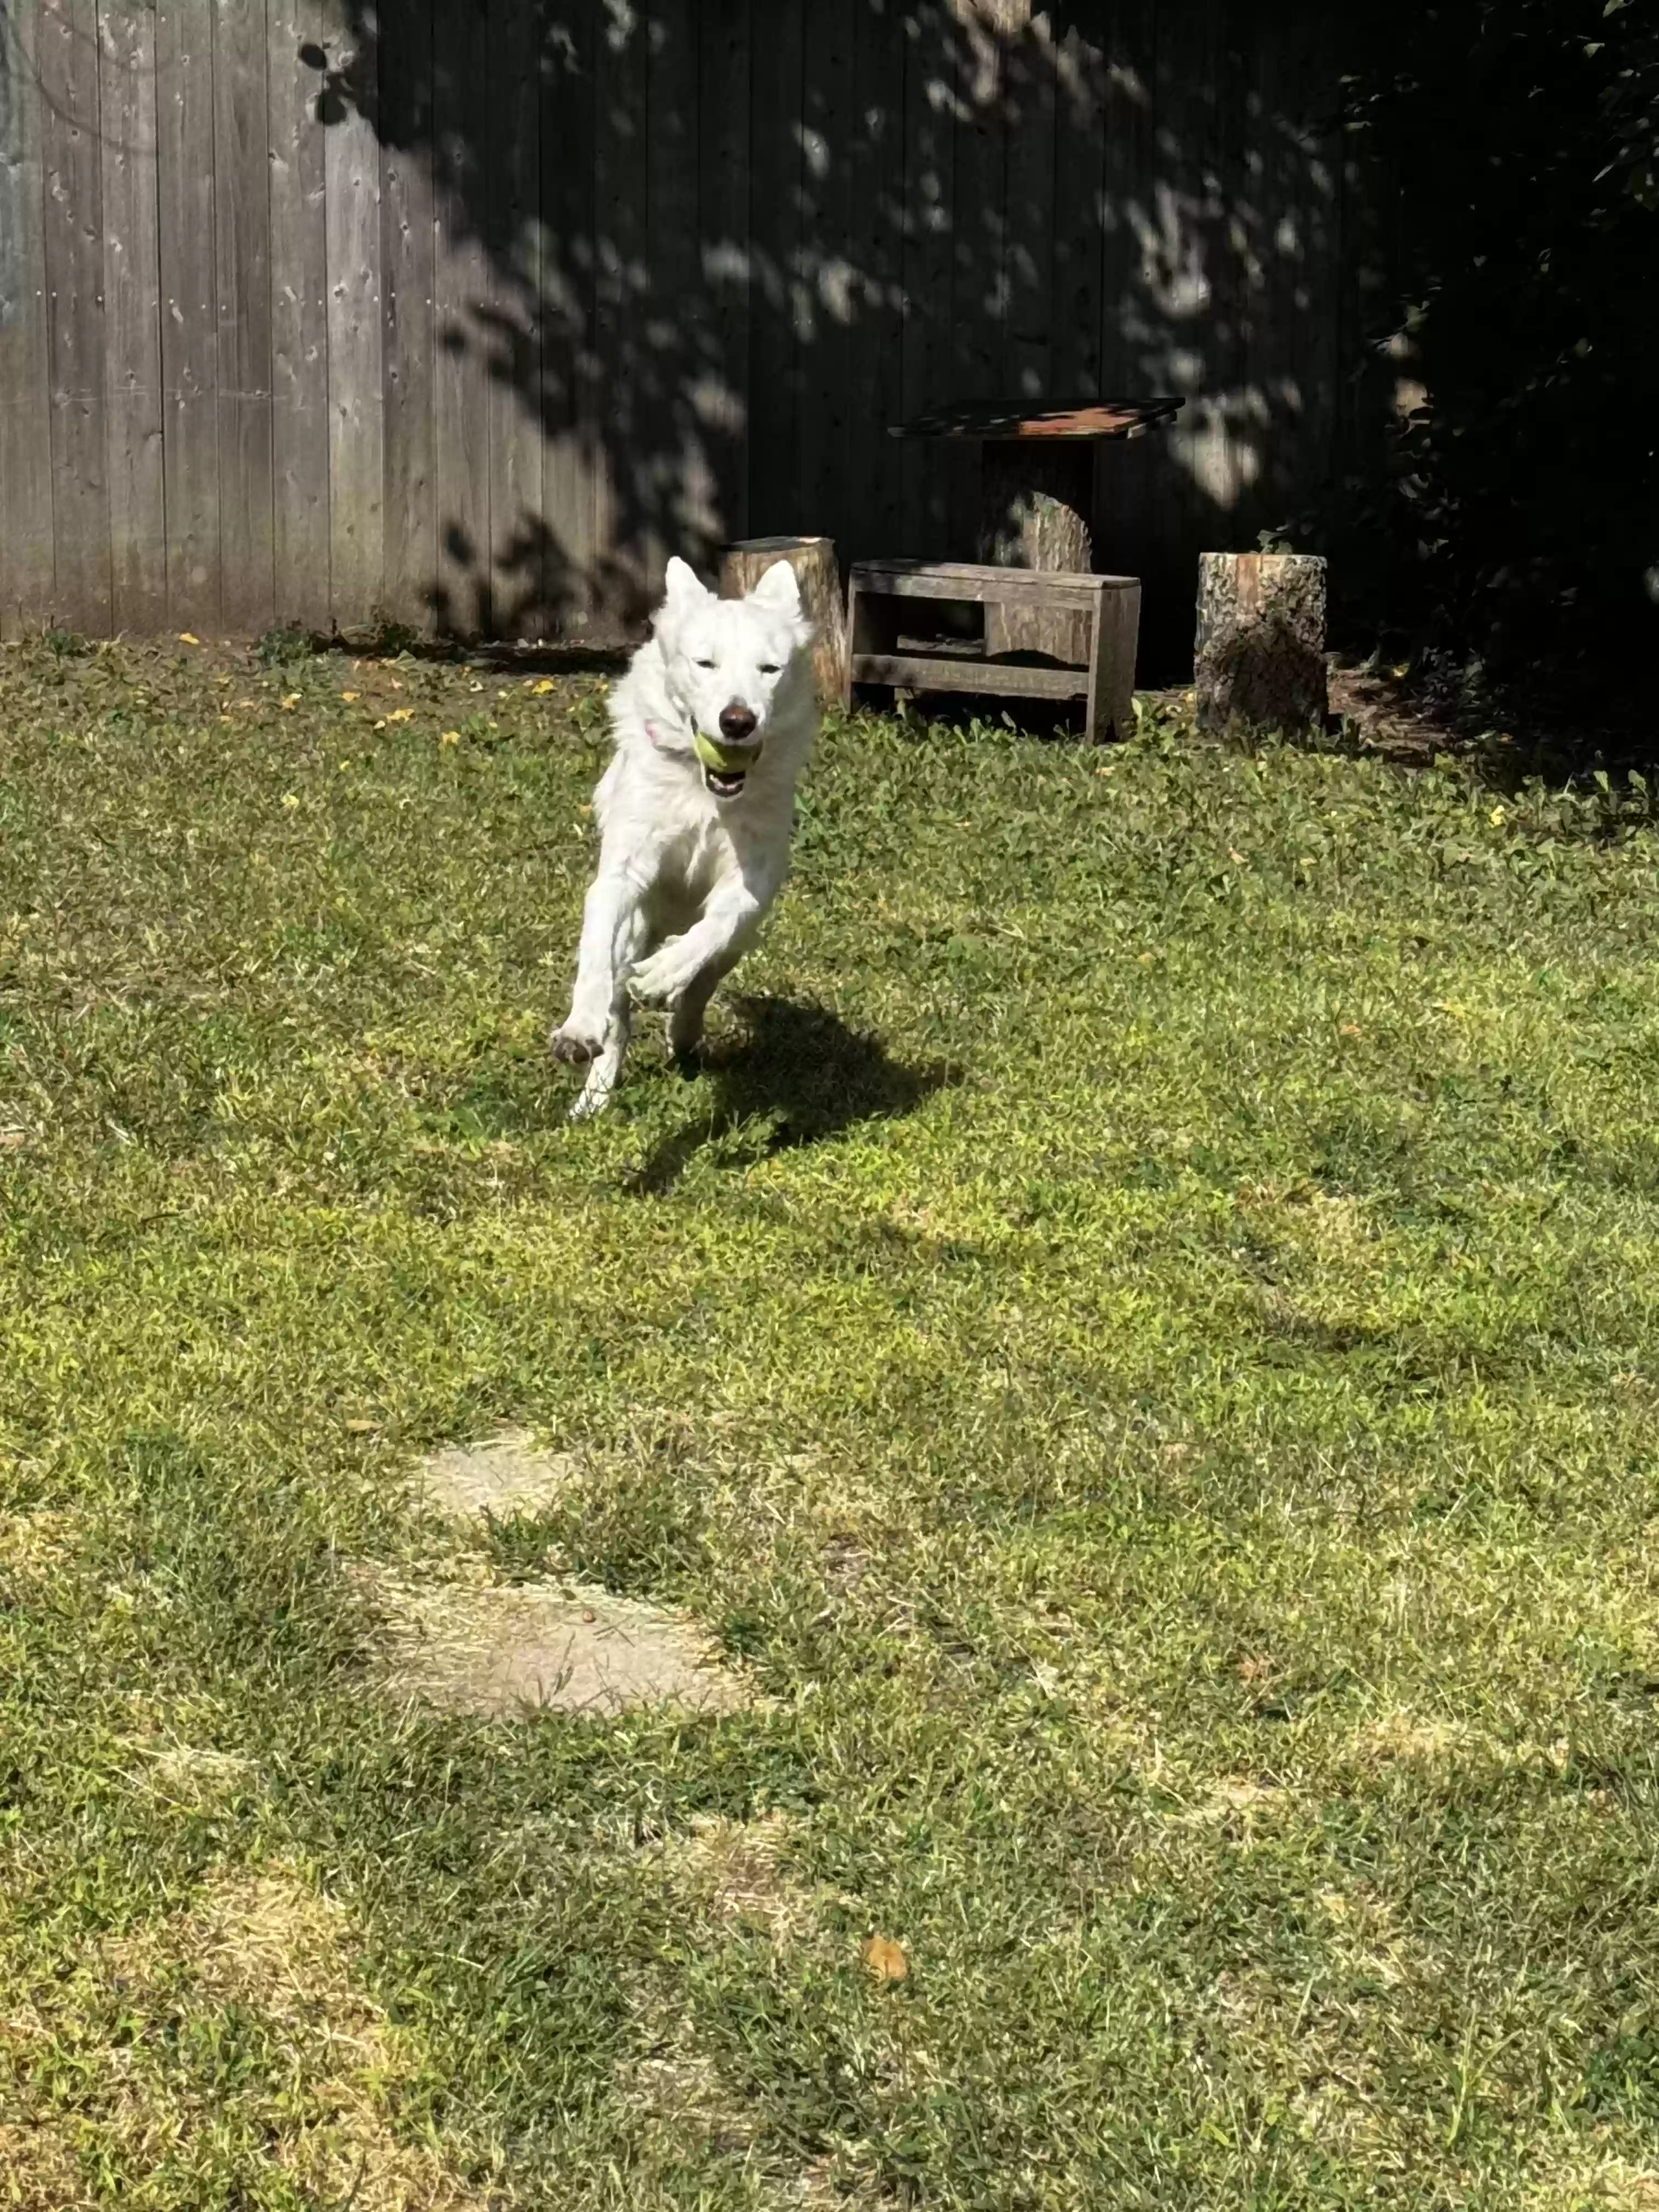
[253,619,320,668]
[1339,0,1659,670]
[4,637,1659,2202]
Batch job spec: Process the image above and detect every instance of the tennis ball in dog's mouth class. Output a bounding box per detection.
[692,730,756,777]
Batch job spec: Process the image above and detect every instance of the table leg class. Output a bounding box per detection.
[978,438,1094,662]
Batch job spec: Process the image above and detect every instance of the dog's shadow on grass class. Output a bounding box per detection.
[627,995,956,1195]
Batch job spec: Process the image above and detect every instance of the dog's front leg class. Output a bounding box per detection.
[626,876,767,1013]
[551,865,646,1064]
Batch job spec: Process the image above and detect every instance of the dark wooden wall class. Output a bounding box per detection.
[0,1,1353,672]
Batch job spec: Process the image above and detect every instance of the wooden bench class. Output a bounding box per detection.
[844,560,1141,742]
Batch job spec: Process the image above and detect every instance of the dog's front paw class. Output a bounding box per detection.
[550,1021,604,1064]
[626,951,691,1010]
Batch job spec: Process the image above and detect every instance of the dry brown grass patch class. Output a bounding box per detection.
[0,1869,492,2211]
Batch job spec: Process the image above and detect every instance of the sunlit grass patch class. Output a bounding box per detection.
[3,632,1659,2204]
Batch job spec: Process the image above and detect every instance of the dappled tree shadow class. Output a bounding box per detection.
[628,994,956,1193]
[317,1,1357,680]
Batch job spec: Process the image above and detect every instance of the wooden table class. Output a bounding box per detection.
[890,397,1183,658]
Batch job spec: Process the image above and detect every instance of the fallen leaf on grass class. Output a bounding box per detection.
[861,1935,909,1984]
[341,690,359,702]
[281,693,301,710]
[440,730,460,746]
[386,707,415,724]
[0,1129,29,1149]
[177,631,200,645]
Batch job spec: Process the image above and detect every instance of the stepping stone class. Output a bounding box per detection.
[365,1571,752,1720]
[414,1429,575,1519]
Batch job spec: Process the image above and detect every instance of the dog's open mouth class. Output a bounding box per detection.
[693,732,759,800]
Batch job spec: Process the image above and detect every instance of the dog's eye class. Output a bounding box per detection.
[758,663,781,675]
[695,657,718,669]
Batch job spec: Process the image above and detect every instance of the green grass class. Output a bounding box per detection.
[3,631,1659,2208]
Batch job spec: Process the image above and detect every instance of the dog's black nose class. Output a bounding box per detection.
[719,703,758,741]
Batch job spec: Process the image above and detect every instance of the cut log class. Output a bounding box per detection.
[978,439,1094,662]
[1194,552,1328,739]
[719,534,847,707]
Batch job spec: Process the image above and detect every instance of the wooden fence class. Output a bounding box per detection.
[0,0,1359,669]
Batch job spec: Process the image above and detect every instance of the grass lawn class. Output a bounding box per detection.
[3,630,1659,2209]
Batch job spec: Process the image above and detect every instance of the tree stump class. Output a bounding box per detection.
[1194,553,1328,739]
[978,440,1094,663]
[719,535,847,707]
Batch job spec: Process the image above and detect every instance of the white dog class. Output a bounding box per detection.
[551,556,818,1118]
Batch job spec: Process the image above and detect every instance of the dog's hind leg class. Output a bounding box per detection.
[668,955,737,1071]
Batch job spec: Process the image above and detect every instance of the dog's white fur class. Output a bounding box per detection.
[551,555,818,1118]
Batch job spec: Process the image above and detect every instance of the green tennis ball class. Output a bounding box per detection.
[693,730,753,776]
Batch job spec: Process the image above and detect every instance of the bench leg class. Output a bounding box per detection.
[845,577,902,712]
[842,573,861,712]
[1084,583,1141,742]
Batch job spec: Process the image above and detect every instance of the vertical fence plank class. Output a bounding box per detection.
[431,0,490,634]
[487,0,543,634]
[1095,0,1155,585]
[1049,21,1103,408]
[324,2,382,627]
[644,0,700,586]
[1148,0,1233,595]
[267,0,330,630]
[0,0,56,634]
[539,0,596,629]
[948,1,1005,563]
[1002,12,1053,407]
[156,0,222,631]
[847,0,907,563]
[697,0,749,552]
[379,0,436,634]
[40,0,111,635]
[590,0,649,617]
[1260,11,1341,550]
[213,0,274,634]
[743,0,800,544]
[797,0,854,552]
[98,1,167,635]
[898,2,956,557]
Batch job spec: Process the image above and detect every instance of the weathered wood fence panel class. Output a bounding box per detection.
[0,0,1356,672]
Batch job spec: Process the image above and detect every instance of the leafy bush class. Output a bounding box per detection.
[1338,0,1658,675]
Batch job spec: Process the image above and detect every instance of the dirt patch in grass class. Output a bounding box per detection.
[414,1430,578,1520]
[362,1567,753,1720]
[0,1869,488,2211]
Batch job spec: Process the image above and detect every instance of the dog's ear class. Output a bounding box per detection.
[662,556,709,614]
[748,561,802,616]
